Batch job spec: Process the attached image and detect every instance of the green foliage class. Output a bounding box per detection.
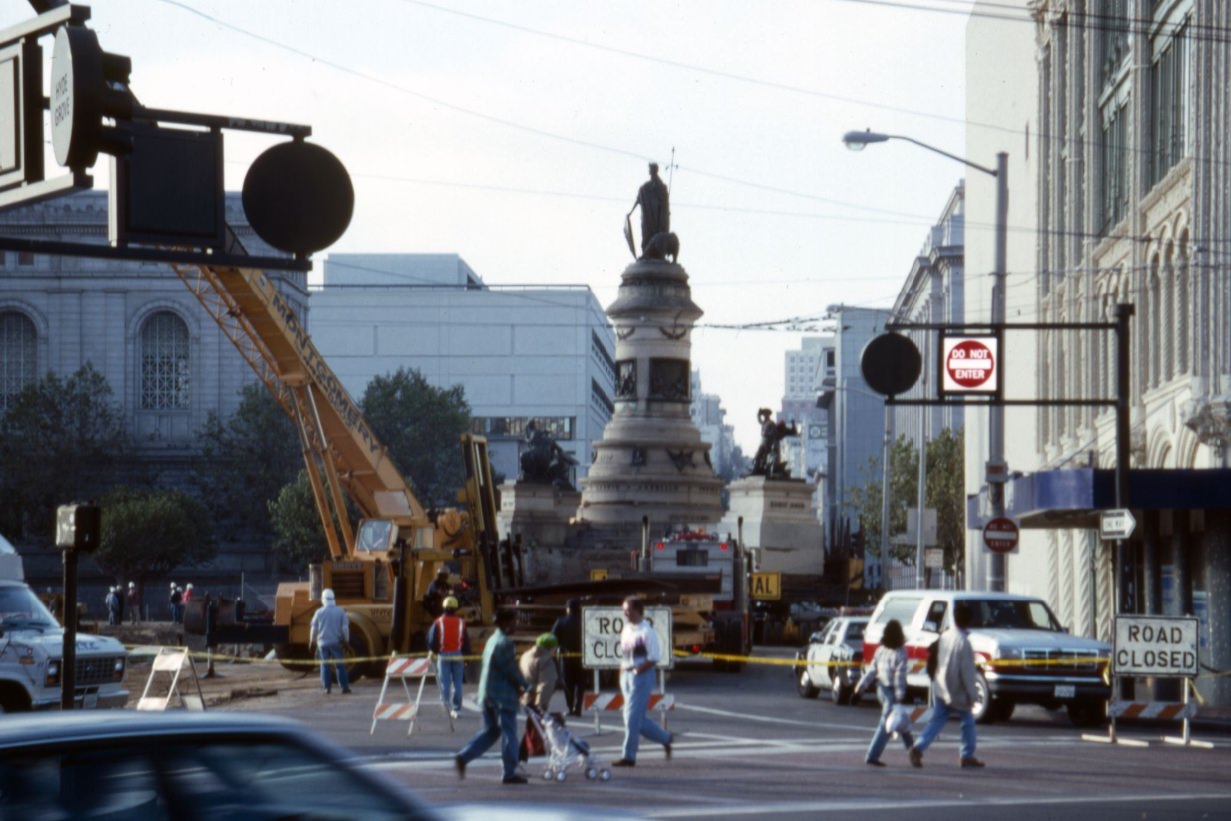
[0,364,129,541]
[195,383,301,541]
[360,367,472,507]
[848,427,965,571]
[94,487,215,582]
[268,470,332,570]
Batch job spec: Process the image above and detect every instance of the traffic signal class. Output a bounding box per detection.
[55,504,101,552]
[49,25,133,171]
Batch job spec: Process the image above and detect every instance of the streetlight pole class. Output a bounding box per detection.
[843,130,1009,591]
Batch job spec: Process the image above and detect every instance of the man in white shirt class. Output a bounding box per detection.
[613,596,674,767]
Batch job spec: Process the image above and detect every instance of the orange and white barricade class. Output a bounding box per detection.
[370,654,437,737]
[583,690,675,734]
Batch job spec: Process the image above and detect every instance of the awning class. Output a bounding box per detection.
[967,467,1231,530]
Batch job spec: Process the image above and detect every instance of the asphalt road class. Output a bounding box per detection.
[209,647,1231,820]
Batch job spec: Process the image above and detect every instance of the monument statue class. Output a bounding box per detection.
[748,407,799,479]
[519,421,578,490]
[625,162,678,262]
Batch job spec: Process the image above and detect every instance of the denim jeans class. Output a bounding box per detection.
[458,700,519,778]
[866,683,914,762]
[620,667,671,761]
[437,653,464,711]
[318,642,350,693]
[913,698,976,760]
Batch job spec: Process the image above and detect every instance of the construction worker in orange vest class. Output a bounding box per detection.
[428,596,472,719]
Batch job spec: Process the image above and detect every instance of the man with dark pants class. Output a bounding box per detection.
[551,598,584,716]
[613,596,673,767]
[455,609,528,784]
[910,602,984,769]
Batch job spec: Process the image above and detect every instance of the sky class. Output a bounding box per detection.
[5,0,979,451]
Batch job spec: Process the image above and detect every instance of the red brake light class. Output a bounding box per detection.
[656,541,665,550]
[719,542,729,551]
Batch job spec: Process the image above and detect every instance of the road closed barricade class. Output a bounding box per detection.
[582,606,673,734]
[370,654,437,737]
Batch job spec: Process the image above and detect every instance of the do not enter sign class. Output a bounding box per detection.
[983,516,1019,554]
[942,336,998,394]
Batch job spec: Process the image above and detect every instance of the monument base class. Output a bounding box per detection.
[497,482,581,550]
[720,476,824,575]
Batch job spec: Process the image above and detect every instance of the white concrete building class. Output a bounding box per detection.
[690,370,737,480]
[310,254,616,485]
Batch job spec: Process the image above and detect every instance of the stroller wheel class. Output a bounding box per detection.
[599,769,612,781]
[556,770,567,783]
[585,767,598,780]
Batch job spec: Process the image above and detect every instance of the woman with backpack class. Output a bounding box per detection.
[854,618,914,766]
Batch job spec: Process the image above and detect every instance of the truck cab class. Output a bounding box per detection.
[0,579,128,712]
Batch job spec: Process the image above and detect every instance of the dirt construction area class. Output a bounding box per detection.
[102,622,327,710]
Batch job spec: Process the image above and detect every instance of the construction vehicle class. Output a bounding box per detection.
[634,525,752,671]
[172,244,503,677]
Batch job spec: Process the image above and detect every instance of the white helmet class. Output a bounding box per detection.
[321,588,336,604]
[128,582,135,588]
[170,582,176,588]
[186,583,194,590]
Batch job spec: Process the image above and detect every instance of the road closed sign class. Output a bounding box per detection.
[1114,616,1198,677]
[941,335,999,395]
[582,606,673,670]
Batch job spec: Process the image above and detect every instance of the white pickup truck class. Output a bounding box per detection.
[0,543,128,712]
[862,590,1111,727]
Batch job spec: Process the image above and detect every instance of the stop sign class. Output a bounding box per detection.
[983,517,1019,554]
[942,336,998,393]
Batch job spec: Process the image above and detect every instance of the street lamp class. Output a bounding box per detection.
[842,128,1009,592]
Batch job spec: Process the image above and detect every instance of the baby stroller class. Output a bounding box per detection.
[524,706,611,783]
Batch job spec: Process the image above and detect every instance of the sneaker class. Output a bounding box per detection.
[341,688,352,694]
[449,709,460,720]
[502,775,529,785]
[909,747,923,768]
[323,689,331,695]
[612,758,636,767]
[866,759,886,767]
[960,757,985,768]
[664,738,673,761]
[454,755,466,780]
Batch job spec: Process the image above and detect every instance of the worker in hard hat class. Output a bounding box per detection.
[428,595,471,719]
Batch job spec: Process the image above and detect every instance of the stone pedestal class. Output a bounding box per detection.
[497,481,581,550]
[577,257,723,535]
[720,476,824,575]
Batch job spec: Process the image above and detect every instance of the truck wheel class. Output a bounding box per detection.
[1066,698,1107,728]
[344,630,371,682]
[0,683,30,713]
[797,667,819,699]
[830,669,851,705]
[989,699,1015,722]
[275,644,314,675]
[971,673,995,723]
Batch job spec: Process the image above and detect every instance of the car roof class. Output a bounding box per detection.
[880,590,1043,603]
[0,711,316,749]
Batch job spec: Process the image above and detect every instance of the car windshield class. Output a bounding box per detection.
[965,599,1060,631]
[0,587,58,629]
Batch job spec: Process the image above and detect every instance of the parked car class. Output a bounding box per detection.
[0,712,440,820]
[795,615,867,705]
[861,590,1112,726]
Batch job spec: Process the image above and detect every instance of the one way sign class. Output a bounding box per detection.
[751,571,781,601]
[1100,509,1137,541]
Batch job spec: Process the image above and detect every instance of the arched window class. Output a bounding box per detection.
[140,311,190,409]
[0,310,37,412]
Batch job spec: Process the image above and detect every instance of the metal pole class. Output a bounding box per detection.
[916,407,927,589]
[880,404,894,590]
[60,548,78,710]
[987,151,1009,592]
[1114,304,1135,614]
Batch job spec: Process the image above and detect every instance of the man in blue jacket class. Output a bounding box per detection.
[455,609,528,784]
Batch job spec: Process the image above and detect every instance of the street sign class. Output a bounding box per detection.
[581,606,673,670]
[1114,616,1198,677]
[589,568,608,581]
[750,571,781,601]
[941,335,999,394]
[982,516,1019,554]
[1100,509,1136,541]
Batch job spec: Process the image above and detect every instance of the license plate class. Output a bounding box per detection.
[1054,684,1075,699]
[83,692,99,708]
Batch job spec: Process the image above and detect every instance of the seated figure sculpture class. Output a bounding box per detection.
[519,422,577,490]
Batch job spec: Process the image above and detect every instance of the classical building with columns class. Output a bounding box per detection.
[968,0,1230,706]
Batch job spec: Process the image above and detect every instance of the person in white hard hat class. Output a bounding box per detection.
[105,586,120,626]
[169,582,183,624]
[126,582,141,624]
[309,588,352,695]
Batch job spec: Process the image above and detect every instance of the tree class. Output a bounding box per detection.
[94,487,215,583]
[268,470,333,570]
[847,428,965,572]
[0,364,129,542]
[195,383,301,542]
[360,367,472,508]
